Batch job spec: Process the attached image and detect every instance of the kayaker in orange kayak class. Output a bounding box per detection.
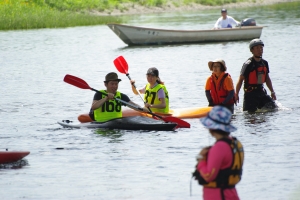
[130,67,170,114]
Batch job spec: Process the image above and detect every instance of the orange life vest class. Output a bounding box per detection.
[245,58,268,86]
[248,66,267,85]
[210,73,235,105]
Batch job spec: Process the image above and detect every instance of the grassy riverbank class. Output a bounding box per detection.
[0,0,123,30]
[0,0,295,30]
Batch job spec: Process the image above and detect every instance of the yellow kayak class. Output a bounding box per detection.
[77,107,212,123]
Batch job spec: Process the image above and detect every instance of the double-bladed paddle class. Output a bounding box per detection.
[63,74,191,128]
[113,55,146,105]
[113,56,191,128]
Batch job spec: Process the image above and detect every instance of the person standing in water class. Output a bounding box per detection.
[205,59,236,113]
[235,39,277,112]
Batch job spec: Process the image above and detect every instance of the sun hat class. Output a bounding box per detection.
[200,106,237,132]
[208,59,227,71]
[146,67,159,77]
[104,72,121,82]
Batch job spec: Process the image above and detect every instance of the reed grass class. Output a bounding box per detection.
[0,0,122,30]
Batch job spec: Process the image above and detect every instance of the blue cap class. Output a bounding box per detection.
[200,106,236,132]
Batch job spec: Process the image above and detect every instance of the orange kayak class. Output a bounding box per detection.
[78,106,212,123]
[0,151,30,164]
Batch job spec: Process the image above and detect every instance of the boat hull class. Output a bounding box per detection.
[58,116,177,131]
[0,151,30,164]
[107,23,263,46]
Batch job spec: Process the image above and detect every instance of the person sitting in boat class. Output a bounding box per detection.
[89,72,144,122]
[130,67,169,114]
[213,8,240,29]
[205,59,236,113]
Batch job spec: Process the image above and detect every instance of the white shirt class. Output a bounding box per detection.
[214,16,240,29]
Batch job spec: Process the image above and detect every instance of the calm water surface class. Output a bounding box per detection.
[1,2,300,200]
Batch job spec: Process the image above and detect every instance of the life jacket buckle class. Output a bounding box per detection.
[244,86,257,92]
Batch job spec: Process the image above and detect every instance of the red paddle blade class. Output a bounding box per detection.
[113,56,128,74]
[64,74,91,90]
[163,116,191,128]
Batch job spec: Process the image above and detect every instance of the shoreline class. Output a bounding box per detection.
[90,0,295,16]
[1,0,297,30]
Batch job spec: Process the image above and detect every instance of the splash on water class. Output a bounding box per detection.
[0,159,29,169]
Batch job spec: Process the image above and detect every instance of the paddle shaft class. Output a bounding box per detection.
[91,88,169,121]
[90,88,142,111]
[127,74,152,111]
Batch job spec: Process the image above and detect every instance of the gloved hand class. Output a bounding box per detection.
[208,100,214,107]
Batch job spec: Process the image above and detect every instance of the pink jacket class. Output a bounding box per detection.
[197,140,240,200]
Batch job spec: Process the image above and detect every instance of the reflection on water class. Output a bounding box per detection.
[289,184,300,200]
[94,129,124,142]
[244,113,267,125]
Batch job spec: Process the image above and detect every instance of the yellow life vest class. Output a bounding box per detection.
[144,83,169,113]
[94,90,122,122]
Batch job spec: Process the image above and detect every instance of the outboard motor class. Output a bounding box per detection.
[241,18,256,26]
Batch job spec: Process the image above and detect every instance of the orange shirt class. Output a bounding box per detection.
[205,72,234,92]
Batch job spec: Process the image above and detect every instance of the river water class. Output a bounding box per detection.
[1,2,300,200]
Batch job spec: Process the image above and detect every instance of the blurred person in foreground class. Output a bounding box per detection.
[193,106,244,200]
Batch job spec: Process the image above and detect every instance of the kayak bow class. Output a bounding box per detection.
[0,151,30,164]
